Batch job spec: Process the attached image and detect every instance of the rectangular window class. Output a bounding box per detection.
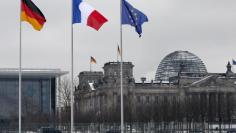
[118,96,121,103]
[155,96,158,104]
[137,96,140,103]
[146,96,150,103]
[42,80,50,113]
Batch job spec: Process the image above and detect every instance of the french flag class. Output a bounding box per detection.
[73,0,108,31]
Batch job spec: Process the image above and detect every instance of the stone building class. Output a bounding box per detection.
[74,51,236,123]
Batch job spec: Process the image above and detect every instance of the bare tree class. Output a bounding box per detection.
[57,77,71,123]
[58,77,71,108]
[57,77,79,124]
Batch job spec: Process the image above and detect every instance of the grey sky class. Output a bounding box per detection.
[0,0,236,82]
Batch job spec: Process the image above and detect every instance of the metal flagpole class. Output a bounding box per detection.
[120,0,124,132]
[71,0,74,132]
[90,58,92,72]
[19,0,22,133]
[117,44,119,62]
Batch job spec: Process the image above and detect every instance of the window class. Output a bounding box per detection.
[137,96,140,103]
[118,96,121,103]
[42,80,50,113]
[146,96,150,103]
[155,96,158,104]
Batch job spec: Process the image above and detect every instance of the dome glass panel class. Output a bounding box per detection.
[155,51,207,81]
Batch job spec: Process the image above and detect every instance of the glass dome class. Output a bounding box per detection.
[155,51,207,81]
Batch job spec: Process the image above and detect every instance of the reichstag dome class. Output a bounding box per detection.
[155,51,207,81]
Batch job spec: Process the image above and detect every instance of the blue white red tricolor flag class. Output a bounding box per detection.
[73,0,108,30]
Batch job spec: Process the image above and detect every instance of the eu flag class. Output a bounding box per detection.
[122,0,148,37]
[233,59,236,65]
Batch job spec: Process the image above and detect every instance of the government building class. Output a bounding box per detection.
[0,68,67,128]
[74,51,236,125]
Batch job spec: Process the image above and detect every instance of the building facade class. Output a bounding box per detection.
[74,51,236,123]
[0,68,67,122]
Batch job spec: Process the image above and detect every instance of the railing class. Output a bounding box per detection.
[0,122,235,132]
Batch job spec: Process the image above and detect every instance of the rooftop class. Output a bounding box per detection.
[0,68,68,78]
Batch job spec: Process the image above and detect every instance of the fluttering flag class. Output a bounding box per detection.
[90,56,97,64]
[73,0,108,30]
[122,0,148,37]
[118,45,121,56]
[88,83,96,91]
[21,0,46,31]
[233,59,236,65]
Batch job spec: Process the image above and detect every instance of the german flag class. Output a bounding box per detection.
[90,56,97,64]
[21,0,46,31]
[117,45,121,56]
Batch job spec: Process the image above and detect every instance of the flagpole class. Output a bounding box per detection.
[117,44,118,62]
[120,0,124,132]
[19,0,22,132]
[71,0,74,132]
[90,60,92,72]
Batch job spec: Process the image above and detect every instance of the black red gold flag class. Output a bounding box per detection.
[21,0,46,31]
[118,45,121,56]
[90,56,97,64]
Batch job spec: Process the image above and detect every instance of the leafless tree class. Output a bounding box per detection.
[58,77,71,108]
[57,77,79,124]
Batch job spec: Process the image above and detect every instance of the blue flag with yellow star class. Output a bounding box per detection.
[122,0,148,37]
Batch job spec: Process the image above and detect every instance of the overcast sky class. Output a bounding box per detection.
[0,0,236,82]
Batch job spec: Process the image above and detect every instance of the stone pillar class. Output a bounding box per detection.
[206,93,210,133]
[216,93,218,120]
